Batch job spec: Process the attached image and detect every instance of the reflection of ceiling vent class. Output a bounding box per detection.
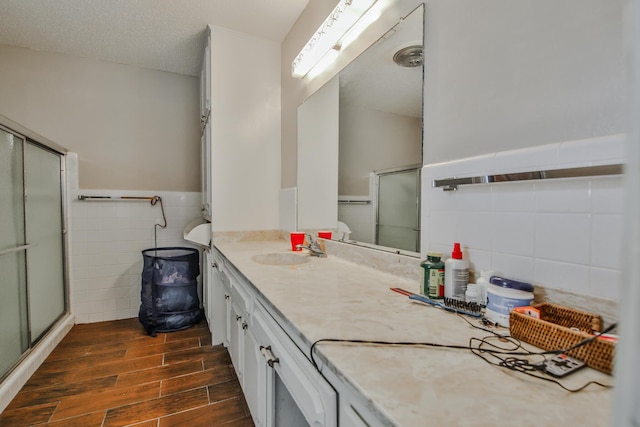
[393,45,423,68]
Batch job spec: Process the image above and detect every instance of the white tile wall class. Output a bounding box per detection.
[421,134,625,302]
[68,191,202,323]
[338,196,375,244]
[67,153,203,323]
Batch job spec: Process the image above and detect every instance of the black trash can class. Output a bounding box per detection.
[139,247,202,336]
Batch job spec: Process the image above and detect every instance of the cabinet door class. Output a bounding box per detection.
[200,27,212,220]
[243,323,267,426]
[209,253,228,346]
[202,249,212,325]
[223,277,231,348]
[227,271,252,383]
[201,122,211,219]
[200,31,211,121]
[228,299,243,382]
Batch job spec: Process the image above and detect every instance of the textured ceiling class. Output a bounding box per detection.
[0,0,310,76]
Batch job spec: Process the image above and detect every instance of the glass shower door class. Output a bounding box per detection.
[0,128,29,379]
[0,127,66,381]
[24,142,65,341]
[376,168,420,252]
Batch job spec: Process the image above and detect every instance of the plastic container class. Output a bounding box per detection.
[290,232,305,251]
[465,283,479,304]
[444,243,469,300]
[420,252,444,298]
[485,276,534,327]
[318,231,332,240]
[475,269,494,307]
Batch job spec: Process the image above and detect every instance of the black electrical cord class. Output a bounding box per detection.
[309,316,617,393]
[469,334,612,392]
[309,338,472,370]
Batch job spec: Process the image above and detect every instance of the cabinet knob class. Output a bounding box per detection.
[236,315,242,321]
[224,294,229,300]
[242,321,248,330]
[211,262,218,269]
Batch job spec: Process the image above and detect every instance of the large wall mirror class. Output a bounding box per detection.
[297,4,424,255]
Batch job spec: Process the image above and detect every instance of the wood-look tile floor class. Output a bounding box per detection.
[0,318,255,427]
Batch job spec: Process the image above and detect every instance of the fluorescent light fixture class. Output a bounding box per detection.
[291,0,379,79]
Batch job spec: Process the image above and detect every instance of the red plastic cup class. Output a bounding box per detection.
[290,232,305,251]
[318,231,332,240]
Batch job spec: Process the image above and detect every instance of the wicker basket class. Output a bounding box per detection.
[509,303,615,374]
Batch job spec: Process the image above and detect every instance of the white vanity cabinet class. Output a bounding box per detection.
[211,246,337,427]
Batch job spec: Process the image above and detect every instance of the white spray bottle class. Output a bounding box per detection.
[444,242,469,300]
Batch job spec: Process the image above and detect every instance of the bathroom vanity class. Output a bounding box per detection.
[203,235,611,427]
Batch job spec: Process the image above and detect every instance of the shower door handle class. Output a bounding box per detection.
[0,244,32,257]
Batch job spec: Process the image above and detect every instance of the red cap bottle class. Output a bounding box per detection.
[451,242,463,259]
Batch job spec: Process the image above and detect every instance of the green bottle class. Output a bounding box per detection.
[420,252,445,299]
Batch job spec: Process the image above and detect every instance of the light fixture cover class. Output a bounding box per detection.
[291,0,378,79]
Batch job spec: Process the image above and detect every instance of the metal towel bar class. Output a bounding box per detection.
[433,164,623,191]
[77,195,167,247]
[0,244,32,257]
[338,199,371,205]
[78,195,157,201]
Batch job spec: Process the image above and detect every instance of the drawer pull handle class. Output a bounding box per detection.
[259,345,280,368]
[242,321,248,330]
[236,315,242,321]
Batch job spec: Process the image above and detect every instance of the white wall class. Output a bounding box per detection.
[209,27,281,232]
[0,44,200,191]
[423,0,625,163]
[339,105,421,196]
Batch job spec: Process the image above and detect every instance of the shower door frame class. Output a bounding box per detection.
[0,122,69,382]
[374,164,422,253]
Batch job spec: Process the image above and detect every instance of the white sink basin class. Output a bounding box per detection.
[251,252,311,266]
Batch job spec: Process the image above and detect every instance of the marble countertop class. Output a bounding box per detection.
[214,238,612,427]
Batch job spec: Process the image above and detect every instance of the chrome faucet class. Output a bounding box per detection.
[296,234,327,258]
